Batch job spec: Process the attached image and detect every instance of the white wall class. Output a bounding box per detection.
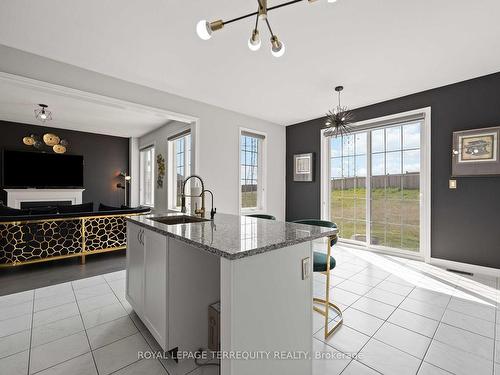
[137,116,286,219]
[138,120,192,212]
[0,45,286,219]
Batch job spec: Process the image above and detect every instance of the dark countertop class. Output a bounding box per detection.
[127,212,337,260]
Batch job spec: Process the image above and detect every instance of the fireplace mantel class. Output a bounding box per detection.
[4,189,85,209]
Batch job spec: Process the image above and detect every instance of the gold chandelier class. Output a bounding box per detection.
[196,0,339,58]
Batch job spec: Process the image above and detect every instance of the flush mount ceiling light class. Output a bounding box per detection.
[196,0,337,57]
[323,86,354,138]
[34,104,52,122]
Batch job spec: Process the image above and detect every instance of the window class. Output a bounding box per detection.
[240,131,265,211]
[168,131,191,210]
[326,119,424,254]
[139,146,155,207]
[330,133,367,242]
[370,122,421,251]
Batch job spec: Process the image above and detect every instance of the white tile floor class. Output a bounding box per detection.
[0,270,218,375]
[1,244,499,375]
[314,245,500,375]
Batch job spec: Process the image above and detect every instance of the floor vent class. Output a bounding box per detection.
[446,268,473,276]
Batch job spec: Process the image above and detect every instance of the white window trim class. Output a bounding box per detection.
[320,107,431,262]
[167,129,193,211]
[139,145,155,208]
[239,127,267,214]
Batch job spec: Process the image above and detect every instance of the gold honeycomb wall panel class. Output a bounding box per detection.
[0,213,147,266]
[84,216,126,252]
[0,220,82,265]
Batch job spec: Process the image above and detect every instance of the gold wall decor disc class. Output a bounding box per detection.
[23,136,35,146]
[43,133,60,146]
[53,144,66,154]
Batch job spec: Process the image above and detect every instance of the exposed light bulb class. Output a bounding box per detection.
[473,148,479,154]
[270,36,285,58]
[40,112,47,120]
[452,150,459,155]
[196,20,212,40]
[248,30,261,51]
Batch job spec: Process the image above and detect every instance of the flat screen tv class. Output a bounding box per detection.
[2,150,84,188]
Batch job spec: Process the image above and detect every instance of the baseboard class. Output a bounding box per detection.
[430,257,500,277]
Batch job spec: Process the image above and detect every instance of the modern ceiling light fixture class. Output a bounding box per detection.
[34,104,52,122]
[323,86,354,138]
[196,0,336,57]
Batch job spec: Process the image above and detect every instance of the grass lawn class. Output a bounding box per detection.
[242,191,257,209]
[331,187,420,251]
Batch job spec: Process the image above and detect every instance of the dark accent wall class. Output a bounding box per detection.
[0,121,129,207]
[287,72,500,268]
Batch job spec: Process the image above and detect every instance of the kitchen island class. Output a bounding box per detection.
[126,212,337,375]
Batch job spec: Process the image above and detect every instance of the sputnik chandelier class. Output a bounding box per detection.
[323,86,354,138]
[196,0,338,57]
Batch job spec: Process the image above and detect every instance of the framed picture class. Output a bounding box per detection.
[452,126,500,176]
[294,153,314,182]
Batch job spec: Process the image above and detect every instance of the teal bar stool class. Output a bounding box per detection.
[294,219,342,339]
[246,214,276,220]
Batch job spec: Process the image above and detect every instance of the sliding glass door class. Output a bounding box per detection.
[325,118,425,256]
[330,133,367,242]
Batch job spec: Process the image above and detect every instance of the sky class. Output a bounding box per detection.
[330,123,421,178]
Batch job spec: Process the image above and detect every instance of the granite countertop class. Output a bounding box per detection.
[127,212,338,260]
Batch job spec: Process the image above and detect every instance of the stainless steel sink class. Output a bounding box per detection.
[149,215,209,225]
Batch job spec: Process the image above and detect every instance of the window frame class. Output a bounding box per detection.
[320,108,431,262]
[139,145,155,208]
[239,128,267,214]
[167,130,192,211]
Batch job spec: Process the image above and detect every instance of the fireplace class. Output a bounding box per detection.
[20,201,72,209]
[3,189,85,209]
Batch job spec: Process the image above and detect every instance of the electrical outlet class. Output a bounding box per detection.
[302,257,311,280]
[449,179,457,189]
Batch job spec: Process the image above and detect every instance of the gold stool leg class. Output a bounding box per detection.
[313,234,343,339]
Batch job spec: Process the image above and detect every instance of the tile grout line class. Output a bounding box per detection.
[414,281,454,375]
[337,270,404,375]
[70,280,101,375]
[1,272,167,375]
[320,266,391,368]
[328,249,497,374]
[103,276,173,375]
[27,289,35,375]
[348,275,416,364]
[29,352,92,375]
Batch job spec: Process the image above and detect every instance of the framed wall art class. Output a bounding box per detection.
[452,126,500,176]
[293,153,314,182]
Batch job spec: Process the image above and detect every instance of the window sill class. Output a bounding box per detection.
[240,208,266,215]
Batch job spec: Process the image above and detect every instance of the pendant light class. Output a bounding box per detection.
[323,86,354,138]
[196,0,339,57]
[34,104,52,122]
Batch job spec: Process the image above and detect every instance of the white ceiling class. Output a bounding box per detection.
[0,0,499,126]
[0,79,174,137]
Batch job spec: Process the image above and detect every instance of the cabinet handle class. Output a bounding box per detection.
[137,230,141,244]
[140,229,144,245]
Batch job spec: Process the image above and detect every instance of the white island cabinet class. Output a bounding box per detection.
[126,223,219,352]
[126,213,337,375]
[126,224,167,348]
